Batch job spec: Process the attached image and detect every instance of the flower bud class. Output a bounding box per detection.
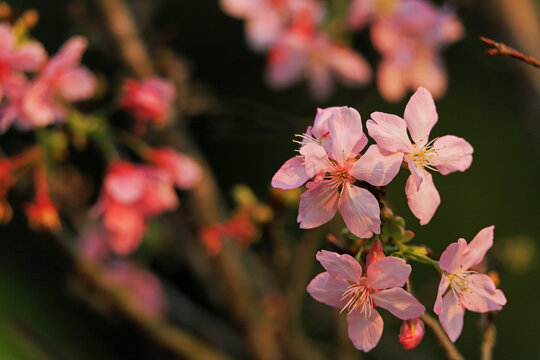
[399,318,424,350]
[366,238,385,266]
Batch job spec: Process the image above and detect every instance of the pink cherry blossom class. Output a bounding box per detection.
[93,161,178,255]
[272,107,402,238]
[148,147,202,190]
[307,250,425,352]
[348,0,401,30]
[370,0,463,101]
[366,87,473,225]
[399,317,424,349]
[434,226,506,342]
[120,77,176,125]
[220,0,322,51]
[266,17,371,99]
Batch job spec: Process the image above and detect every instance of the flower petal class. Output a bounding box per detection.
[338,183,380,239]
[405,171,440,225]
[367,256,411,290]
[461,226,494,270]
[271,156,309,190]
[329,46,372,85]
[460,273,506,313]
[57,68,96,101]
[298,181,339,229]
[372,288,425,320]
[430,135,473,175]
[434,274,450,314]
[376,60,408,103]
[327,107,365,164]
[313,107,341,139]
[405,155,423,190]
[403,87,438,145]
[306,272,349,308]
[367,112,412,153]
[349,145,403,186]
[300,142,329,177]
[439,239,468,273]
[347,309,384,352]
[438,293,465,342]
[315,250,363,283]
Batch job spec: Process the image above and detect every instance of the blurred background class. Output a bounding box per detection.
[0,0,539,359]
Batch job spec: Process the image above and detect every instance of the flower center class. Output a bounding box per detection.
[446,269,476,300]
[407,138,439,171]
[340,281,374,317]
[326,162,354,188]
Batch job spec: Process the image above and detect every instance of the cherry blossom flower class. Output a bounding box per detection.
[307,250,425,352]
[371,0,463,101]
[272,107,402,237]
[348,0,401,30]
[434,226,506,342]
[399,317,424,349]
[93,161,178,255]
[366,87,473,225]
[120,77,176,128]
[148,147,202,190]
[266,17,371,99]
[220,0,322,51]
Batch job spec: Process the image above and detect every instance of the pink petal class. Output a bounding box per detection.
[434,274,450,314]
[315,250,363,283]
[405,171,440,225]
[376,60,408,102]
[246,10,282,51]
[266,45,306,90]
[298,181,339,229]
[313,107,341,139]
[105,164,146,204]
[11,41,47,71]
[403,87,438,145]
[347,309,383,352]
[57,68,96,101]
[431,135,473,175]
[350,145,403,186]
[367,112,412,153]
[367,256,411,290]
[271,156,309,190]
[438,293,465,342]
[329,46,372,85]
[461,226,494,270]
[327,107,365,164]
[220,0,259,17]
[306,272,349,308]
[460,273,506,313]
[438,239,468,273]
[410,56,447,101]
[307,62,334,100]
[406,155,423,190]
[104,202,147,255]
[338,183,380,238]
[300,142,329,177]
[372,288,425,320]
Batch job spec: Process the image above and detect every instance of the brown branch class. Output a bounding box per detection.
[421,314,464,360]
[481,36,540,68]
[481,322,496,360]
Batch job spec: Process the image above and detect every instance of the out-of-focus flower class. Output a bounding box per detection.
[25,167,60,232]
[272,107,402,238]
[105,261,169,319]
[434,226,506,342]
[399,317,424,349]
[0,36,96,131]
[366,87,473,225]
[120,77,176,126]
[307,250,425,351]
[93,161,178,255]
[78,225,110,261]
[348,0,401,29]
[266,16,371,99]
[148,147,202,190]
[371,0,463,101]
[220,0,322,51]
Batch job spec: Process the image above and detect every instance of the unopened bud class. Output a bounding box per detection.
[399,318,424,350]
[381,207,393,222]
[366,238,385,266]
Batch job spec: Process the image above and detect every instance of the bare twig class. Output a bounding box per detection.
[481,36,540,68]
[480,316,496,360]
[421,314,464,360]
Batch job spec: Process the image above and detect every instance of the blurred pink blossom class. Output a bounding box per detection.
[398,317,425,349]
[348,0,401,29]
[371,0,463,101]
[120,77,176,126]
[148,147,202,190]
[366,87,473,225]
[307,250,425,352]
[434,226,506,342]
[266,17,371,99]
[93,161,178,255]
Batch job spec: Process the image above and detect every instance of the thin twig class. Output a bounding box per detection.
[421,314,464,360]
[481,36,540,68]
[481,316,496,360]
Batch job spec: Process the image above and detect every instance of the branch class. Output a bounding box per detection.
[481,36,540,68]
[421,314,464,360]
[480,314,496,360]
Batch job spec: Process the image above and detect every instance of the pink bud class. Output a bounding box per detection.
[399,318,425,350]
[366,238,385,266]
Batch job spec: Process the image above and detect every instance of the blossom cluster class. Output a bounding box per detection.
[271,87,506,351]
[221,0,462,101]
